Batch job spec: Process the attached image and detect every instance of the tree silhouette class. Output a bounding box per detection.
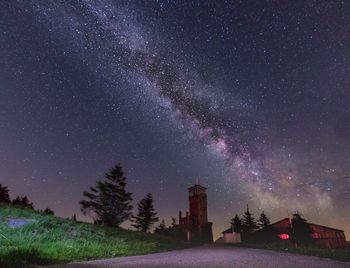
[242,205,258,233]
[80,164,133,227]
[43,208,55,215]
[258,211,271,228]
[154,219,167,234]
[291,212,313,246]
[231,214,243,233]
[0,184,11,203]
[171,217,177,227]
[132,193,158,232]
[12,196,34,209]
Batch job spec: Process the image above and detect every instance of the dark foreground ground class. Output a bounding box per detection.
[51,244,350,268]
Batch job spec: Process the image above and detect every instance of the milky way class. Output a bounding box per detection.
[1,1,350,238]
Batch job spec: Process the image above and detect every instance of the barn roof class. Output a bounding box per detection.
[221,218,345,234]
[270,218,345,232]
[308,222,345,232]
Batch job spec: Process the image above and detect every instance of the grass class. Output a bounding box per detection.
[231,241,350,262]
[0,205,192,268]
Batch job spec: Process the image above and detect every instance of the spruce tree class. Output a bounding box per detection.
[171,217,177,227]
[242,205,258,233]
[12,196,22,206]
[291,212,313,245]
[44,208,55,215]
[132,193,158,232]
[12,196,34,209]
[154,219,166,234]
[80,164,133,227]
[0,184,11,203]
[258,211,270,228]
[230,214,243,233]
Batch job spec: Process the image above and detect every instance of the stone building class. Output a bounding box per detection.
[178,184,213,243]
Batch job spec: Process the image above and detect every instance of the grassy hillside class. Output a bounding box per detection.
[0,205,190,268]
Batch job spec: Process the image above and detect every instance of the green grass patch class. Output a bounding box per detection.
[0,205,192,268]
[231,241,350,262]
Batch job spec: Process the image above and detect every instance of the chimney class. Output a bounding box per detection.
[179,211,182,222]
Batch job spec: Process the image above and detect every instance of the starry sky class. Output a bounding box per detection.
[1,0,350,239]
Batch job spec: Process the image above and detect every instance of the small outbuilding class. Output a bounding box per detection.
[215,227,241,243]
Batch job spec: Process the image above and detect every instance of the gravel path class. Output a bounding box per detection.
[53,245,350,268]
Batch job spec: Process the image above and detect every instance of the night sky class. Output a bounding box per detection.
[1,1,350,239]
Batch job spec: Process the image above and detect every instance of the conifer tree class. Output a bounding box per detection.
[0,184,11,203]
[242,205,258,233]
[132,193,158,232]
[154,219,166,234]
[44,208,55,215]
[80,164,133,227]
[230,214,243,233]
[12,196,34,209]
[171,217,177,227]
[291,212,313,245]
[258,211,270,228]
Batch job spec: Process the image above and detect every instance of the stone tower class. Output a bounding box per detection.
[179,184,213,243]
[188,184,208,226]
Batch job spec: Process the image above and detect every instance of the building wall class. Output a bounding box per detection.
[223,232,241,243]
[309,224,347,248]
[178,185,213,243]
[270,218,347,248]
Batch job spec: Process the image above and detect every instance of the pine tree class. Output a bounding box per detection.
[258,211,270,228]
[12,196,21,206]
[0,184,11,203]
[291,212,313,245]
[44,208,55,215]
[80,164,133,227]
[132,193,159,232]
[171,217,177,227]
[12,196,34,209]
[242,205,258,233]
[230,214,243,233]
[154,219,166,234]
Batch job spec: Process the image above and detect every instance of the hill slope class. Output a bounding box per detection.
[0,205,189,268]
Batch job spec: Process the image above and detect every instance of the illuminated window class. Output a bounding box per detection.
[278,234,289,240]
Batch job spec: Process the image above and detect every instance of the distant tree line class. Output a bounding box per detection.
[1,163,161,233]
[229,206,270,242]
[0,184,54,215]
[230,205,314,246]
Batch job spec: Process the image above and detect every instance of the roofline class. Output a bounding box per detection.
[188,184,207,191]
[270,218,344,232]
[270,218,290,225]
[222,227,233,234]
[308,222,345,232]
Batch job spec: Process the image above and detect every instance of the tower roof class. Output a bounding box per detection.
[188,184,207,192]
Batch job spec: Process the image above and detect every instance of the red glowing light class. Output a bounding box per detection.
[278,234,290,240]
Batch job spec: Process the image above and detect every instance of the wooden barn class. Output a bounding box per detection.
[270,218,347,248]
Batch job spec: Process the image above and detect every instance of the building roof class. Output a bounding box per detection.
[270,218,345,232]
[308,222,345,232]
[188,184,207,191]
[222,218,345,234]
[222,227,234,234]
